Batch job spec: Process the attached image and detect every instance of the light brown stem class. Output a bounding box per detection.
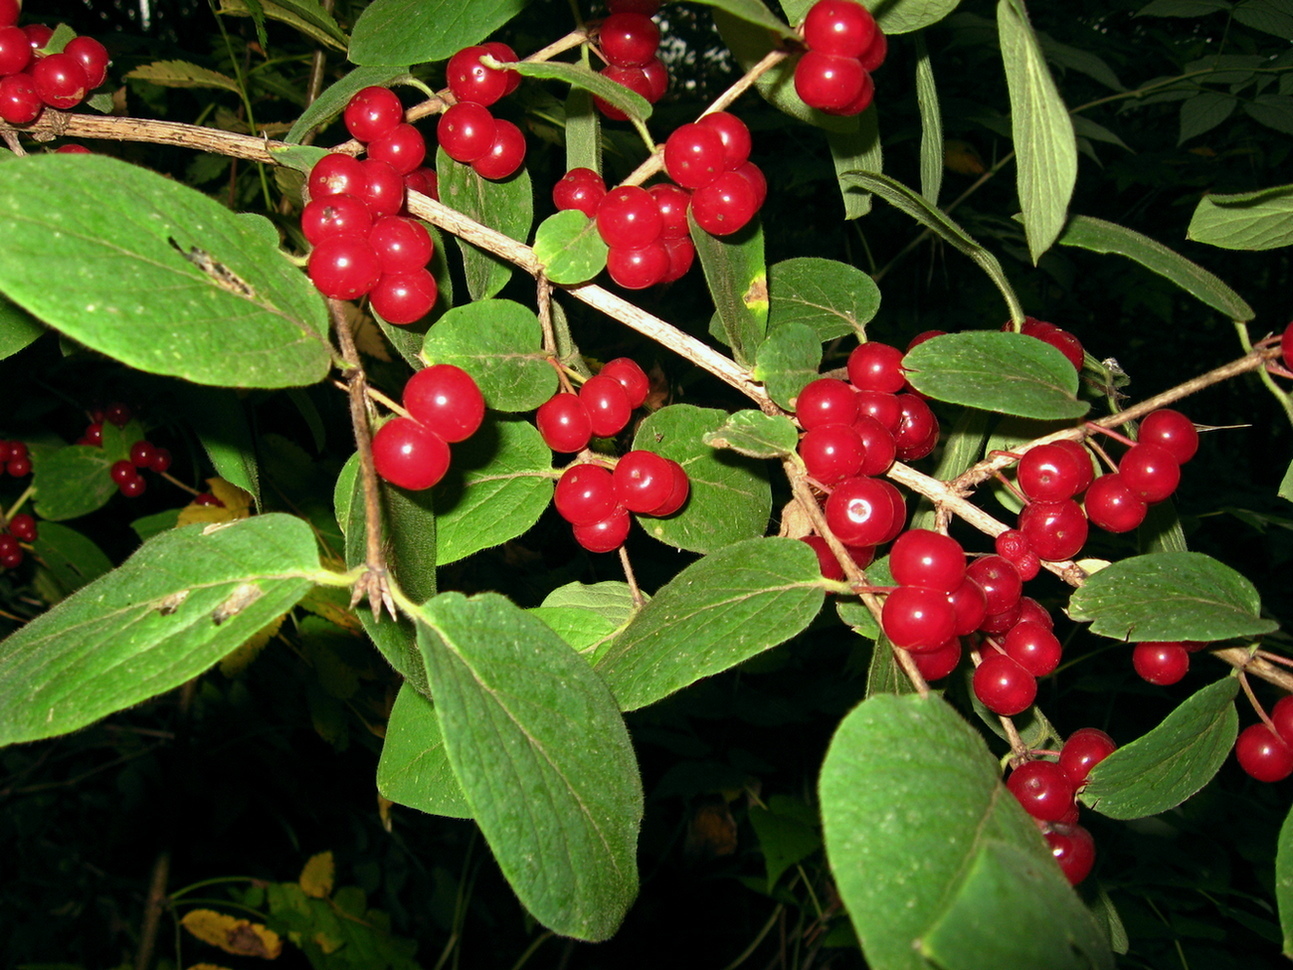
[1213,646,1293,693]
[133,850,171,970]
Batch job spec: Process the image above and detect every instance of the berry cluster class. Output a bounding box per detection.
[592,0,668,120]
[0,4,108,125]
[1235,696,1293,782]
[75,404,172,497]
[661,111,767,237]
[437,44,526,180]
[1006,727,1115,885]
[794,0,887,116]
[0,511,36,570]
[0,439,30,477]
[371,364,485,491]
[306,89,440,324]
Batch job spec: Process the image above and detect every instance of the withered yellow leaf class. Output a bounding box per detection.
[299,850,335,899]
[177,478,254,528]
[180,909,282,959]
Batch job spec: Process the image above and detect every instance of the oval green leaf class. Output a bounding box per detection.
[0,156,333,388]
[376,682,471,819]
[1067,551,1279,641]
[819,693,1112,970]
[533,210,608,285]
[420,299,555,412]
[767,257,880,341]
[414,591,643,942]
[594,537,825,711]
[903,331,1088,419]
[702,409,800,458]
[630,405,772,554]
[691,211,768,366]
[508,59,653,124]
[349,0,527,66]
[1188,183,1293,252]
[752,322,822,411]
[437,149,533,301]
[1081,677,1239,819]
[0,514,324,746]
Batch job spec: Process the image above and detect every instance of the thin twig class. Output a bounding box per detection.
[133,850,171,970]
[619,546,645,610]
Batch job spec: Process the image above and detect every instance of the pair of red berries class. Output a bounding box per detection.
[371,364,485,491]
[793,0,887,116]
[436,44,527,181]
[0,6,109,125]
[108,439,174,498]
[553,451,689,553]
[661,111,768,238]
[0,439,30,477]
[592,1,668,120]
[1235,696,1293,782]
[0,511,37,569]
[535,358,650,453]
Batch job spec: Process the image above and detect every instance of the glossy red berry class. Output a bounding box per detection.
[601,358,651,408]
[1017,498,1088,562]
[1046,823,1095,885]
[853,389,902,433]
[0,25,31,76]
[965,555,1022,615]
[357,159,405,216]
[847,342,905,393]
[372,417,451,490]
[663,122,727,189]
[0,0,17,28]
[893,394,938,460]
[1018,443,1088,501]
[369,269,438,325]
[606,241,669,289]
[23,24,53,53]
[948,577,988,637]
[367,215,433,272]
[794,51,868,114]
[83,422,104,447]
[7,512,36,542]
[852,414,896,475]
[447,45,511,107]
[1003,621,1062,676]
[308,152,365,198]
[614,450,674,513]
[1038,327,1084,371]
[403,364,484,443]
[1235,723,1293,782]
[1119,443,1180,504]
[596,185,662,249]
[973,652,1037,715]
[580,374,634,437]
[437,101,497,163]
[302,194,373,246]
[600,12,660,68]
[648,459,690,516]
[109,458,136,483]
[482,42,521,95]
[129,440,154,467]
[1058,728,1117,787]
[1006,760,1075,822]
[0,73,42,124]
[824,476,896,547]
[594,64,656,119]
[1084,472,1147,533]
[105,403,132,427]
[32,53,89,108]
[1016,596,1054,630]
[1283,322,1293,372]
[802,535,844,581]
[881,586,957,652]
[799,424,866,484]
[690,170,760,236]
[1139,409,1198,464]
[912,637,962,680]
[536,393,593,453]
[472,118,526,180]
[149,447,172,473]
[796,378,859,430]
[404,166,439,202]
[554,463,618,526]
[1271,696,1293,743]
[994,528,1030,561]
[572,505,632,553]
[118,473,146,497]
[307,235,381,299]
[344,85,404,143]
[553,167,606,217]
[890,529,965,592]
[368,123,427,175]
[803,1,878,58]
[649,183,691,238]
[1132,640,1190,686]
[697,111,752,170]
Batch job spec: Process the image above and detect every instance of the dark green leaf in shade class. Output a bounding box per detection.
[1068,552,1278,641]
[594,537,825,711]
[176,385,261,508]
[828,108,882,219]
[749,795,821,891]
[819,694,1112,970]
[1081,678,1239,819]
[0,156,333,388]
[767,257,880,342]
[419,299,555,412]
[1136,0,1230,15]
[413,592,643,942]
[1188,183,1293,252]
[838,171,1025,322]
[1058,214,1254,320]
[1277,802,1293,955]
[839,599,881,642]
[1235,0,1293,38]
[0,297,45,360]
[131,509,181,542]
[1179,90,1238,144]
[915,35,944,206]
[0,515,325,746]
[30,521,113,597]
[533,210,608,285]
[752,323,822,411]
[691,212,768,366]
[702,410,800,458]
[286,66,411,144]
[1090,886,1130,954]
[437,149,533,301]
[124,60,241,93]
[630,405,772,554]
[903,332,1088,419]
[1281,457,1293,505]
[376,682,471,819]
[690,0,795,35]
[999,0,1077,263]
[508,59,653,124]
[433,418,554,566]
[1243,94,1293,135]
[864,632,925,698]
[1139,500,1188,555]
[564,87,601,173]
[218,0,348,50]
[349,0,527,66]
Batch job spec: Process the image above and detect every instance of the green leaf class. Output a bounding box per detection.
[702,410,800,458]
[1243,94,1293,135]
[594,537,824,711]
[691,0,795,35]
[419,299,555,412]
[0,156,333,388]
[1187,183,1293,251]
[752,322,823,410]
[915,36,944,206]
[1277,802,1293,955]
[433,418,554,566]
[33,444,121,521]
[530,605,622,656]
[829,108,883,219]
[414,592,642,942]
[999,0,1077,263]
[533,581,642,658]
[0,297,45,360]
[819,694,1112,970]
[376,682,471,819]
[767,257,880,342]
[749,795,821,891]
[1281,457,1293,504]
[176,386,261,509]
[1235,0,1293,38]
[508,59,653,124]
[0,515,324,746]
[1138,500,1188,554]
[903,332,1089,420]
[1179,90,1238,144]
[532,210,608,285]
[1068,551,1278,641]
[564,87,601,173]
[350,0,527,65]
[871,0,965,33]
[839,171,1025,322]
[286,66,412,144]
[30,521,113,596]
[437,150,533,301]
[691,213,768,366]
[218,0,348,50]
[1081,678,1239,819]
[1137,0,1230,15]
[124,60,241,93]
[630,405,772,554]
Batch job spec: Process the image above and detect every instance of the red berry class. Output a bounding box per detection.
[437,101,497,163]
[876,479,908,543]
[803,1,878,59]
[1139,409,1198,464]
[149,447,172,473]
[697,111,752,170]
[1006,760,1076,822]
[1058,728,1117,787]
[794,50,867,114]
[799,424,866,484]
[554,168,607,217]
[647,459,690,516]
[404,166,439,201]
[852,414,896,475]
[1035,327,1084,371]
[1046,823,1095,885]
[802,534,845,581]
[572,505,632,553]
[84,422,104,446]
[995,528,1031,561]
[0,0,16,28]
[973,653,1037,715]
[32,52,88,108]
[596,185,662,249]
[733,161,768,210]
[1283,322,1293,372]
[614,449,674,513]
[893,394,938,460]
[1016,596,1053,629]
[105,403,131,427]
[447,45,511,107]
[948,577,988,637]
[890,529,965,592]
[965,555,1022,615]
[608,0,661,12]
[824,476,896,547]
[1017,498,1088,562]
[579,374,634,437]
[403,364,484,443]
[372,417,451,490]
[882,585,957,652]
[979,601,1022,637]
[796,378,859,430]
[912,637,963,680]
[662,237,695,280]
[110,459,136,485]
[600,12,660,68]
[536,393,593,453]
[0,25,32,76]
[482,42,521,95]
[129,440,154,467]
[554,463,618,526]
[118,473,147,498]
[853,389,901,433]
[1003,620,1062,676]
[1235,723,1293,782]
[1272,695,1293,744]
[369,269,438,325]
[0,73,42,124]
[663,122,727,190]
[367,215,434,272]
[368,123,427,176]
[601,358,650,408]
[690,171,759,236]
[1084,472,1147,533]
[594,64,656,119]
[358,158,406,216]
[1018,443,1088,501]
[308,152,365,198]
[23,24,53,53]
[7,512,36,542]
[307,235,381,299]
[606,241,669,289]
[344,85,404,143]
[847,342,905,393]
[1119,443,1180,504]
[1132,641,1190,686]
[301,194,373,246]
[649,182,692,238]
[472,118,526,180]
[194,492,223,507]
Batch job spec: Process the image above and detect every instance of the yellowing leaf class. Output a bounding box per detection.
[181,909,282,959]
[178,478,254,528]
[126,60,241,93]
[219,613,285,676]
[348,303,391,362]
[299,850,335,898]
